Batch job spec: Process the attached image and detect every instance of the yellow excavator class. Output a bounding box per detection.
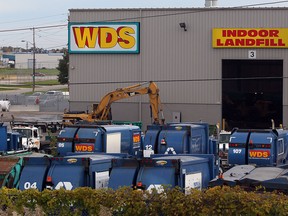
[63,81,165,126]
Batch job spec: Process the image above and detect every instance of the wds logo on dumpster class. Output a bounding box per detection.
[69,22,140,53]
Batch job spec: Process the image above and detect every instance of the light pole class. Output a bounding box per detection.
[21,27,36,92]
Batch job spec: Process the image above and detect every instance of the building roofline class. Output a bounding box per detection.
[69,7,288,12]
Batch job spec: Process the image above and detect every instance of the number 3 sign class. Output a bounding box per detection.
[248,50,256,59]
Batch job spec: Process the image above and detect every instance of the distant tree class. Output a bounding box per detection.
[57,52,69,84]
[2,46,14,52]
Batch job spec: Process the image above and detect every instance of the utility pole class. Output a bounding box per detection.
[32,27,36,92]
[21,27,36,92]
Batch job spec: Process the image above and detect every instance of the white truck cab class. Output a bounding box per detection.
[12,126,41,150]
[218,130,231,170]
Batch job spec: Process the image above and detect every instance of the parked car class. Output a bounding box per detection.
[44,91,64,96]
[62,91,70,99]
[31,72,45,77]
[27,92,43,104]
[0,99,11,111]
[39,91,64,106]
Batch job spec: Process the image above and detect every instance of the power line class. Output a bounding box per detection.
[0,13,67,25]
[44,44,67,49]
[0,24,66,33]
[239,0,288,7]
[1,1,288,33]
[69,76,287,85]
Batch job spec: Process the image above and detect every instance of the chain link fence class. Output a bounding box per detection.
[0,94,69,112]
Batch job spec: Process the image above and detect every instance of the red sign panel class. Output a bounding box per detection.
[75,144,94,152]
[133,133,141,143]
[249,150,270,158]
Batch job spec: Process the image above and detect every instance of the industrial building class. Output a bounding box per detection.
[68,6,288,130]
[15,53,63,69]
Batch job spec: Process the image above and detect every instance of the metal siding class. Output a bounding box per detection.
[69,54,140,83]
[68,8,288,126]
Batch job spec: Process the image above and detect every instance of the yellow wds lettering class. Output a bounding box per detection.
[73,27,98,48]
[99,27,118,48]
[118,27,136,49]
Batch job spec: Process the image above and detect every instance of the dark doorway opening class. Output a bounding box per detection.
[222,60,283,131]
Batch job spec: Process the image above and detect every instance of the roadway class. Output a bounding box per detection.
[1,84,68,95]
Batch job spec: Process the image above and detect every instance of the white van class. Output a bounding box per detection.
[0,99,11,111]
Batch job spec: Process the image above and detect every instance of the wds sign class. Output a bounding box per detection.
[69,22,140,53]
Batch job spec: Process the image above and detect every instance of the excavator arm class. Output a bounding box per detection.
[63,81,164,125]
[92,81,164,124]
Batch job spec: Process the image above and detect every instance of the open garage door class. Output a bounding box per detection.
[222,60,283,131]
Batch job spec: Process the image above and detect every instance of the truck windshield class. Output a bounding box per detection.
[13,129,32,138]
[219,134,230,143]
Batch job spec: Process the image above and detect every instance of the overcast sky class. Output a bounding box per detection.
[0,0,288,49]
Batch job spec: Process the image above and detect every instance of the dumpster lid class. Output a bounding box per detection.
[151,155,209,164]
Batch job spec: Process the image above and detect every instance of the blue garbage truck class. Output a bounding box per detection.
[209,128,288,193]
[0,124,23,154]
[109,154,217,192]
[143,122,217,157]
[18,153,129,191]
[228,128,288,167]
[56,124,143,157]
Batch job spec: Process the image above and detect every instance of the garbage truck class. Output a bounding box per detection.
[209,127,288,193]
[56,123,143,157]
[18,153,128,191]
[227,128,288,167]
[108,154,217,193]
[0,124,23,154]
[142,122,217,157]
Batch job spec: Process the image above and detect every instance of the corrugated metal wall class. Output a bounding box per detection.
[68,8,288,129]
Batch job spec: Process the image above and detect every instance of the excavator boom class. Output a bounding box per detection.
[63,81,164,125]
